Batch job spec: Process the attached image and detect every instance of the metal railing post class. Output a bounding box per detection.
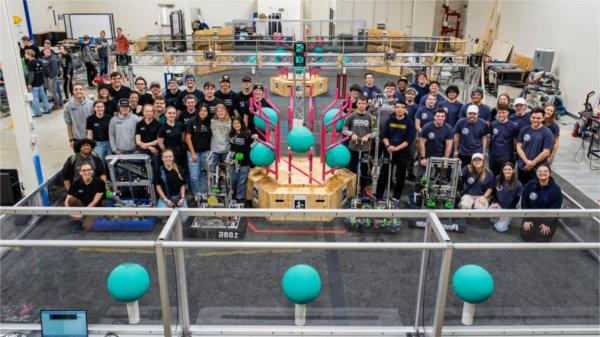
[413,214,432,334]
[155,240,173,337]
[431,213,453,337]
[173,213,191,336]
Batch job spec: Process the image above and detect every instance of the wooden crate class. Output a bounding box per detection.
[192,26,234,51]
[193,55,233,76]
[133,36,149,52]
[270,75,328,97]
[511,53,534,71]
[367,28,409,52]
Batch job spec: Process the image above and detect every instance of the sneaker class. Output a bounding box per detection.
[32,114,42,118]
[51,105,61,111]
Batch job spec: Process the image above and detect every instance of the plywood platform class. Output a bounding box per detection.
[270,74,328,97]
[246,157,356,221]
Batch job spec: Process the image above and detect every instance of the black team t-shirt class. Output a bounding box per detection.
[86,114,112,141]
[68,177,106,205]
[185,116,212,153]
[154,165,185,197]
[200,97,224,118]
[177,89,204,110]
[215,90,237,117]
[108,86,131,102]
[139,92,154,106]
[177,110,197,126]
[158,122,185,151]
[135,119,161,143]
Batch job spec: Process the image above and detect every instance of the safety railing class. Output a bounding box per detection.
[0,206,598,337]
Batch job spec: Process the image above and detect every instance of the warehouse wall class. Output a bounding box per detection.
[464,0,600,113]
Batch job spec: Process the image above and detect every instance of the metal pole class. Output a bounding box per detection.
[173,212,191,336]
[0,0,39,194]
[431,244,453,337]
[413,215,432,334]
[155,241,173,337]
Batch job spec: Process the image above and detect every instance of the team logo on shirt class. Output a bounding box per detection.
[492,128,499,135]
[428,132,435,139]
[77,189,83,193]
[443,107,448,113]
[467,177,475,184]
[529,192,537,200]
[461,128,469,135]
[94,123,99,127]
[140,127,146,131]
[421,113,428,120]
[496,185,503,191]
[523,134,531,142]
[353,119,370,127]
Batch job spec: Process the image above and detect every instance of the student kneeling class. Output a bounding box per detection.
[520,164,563,242]
[155,149,189,222]
[459,153,493,209]
[65,163,106,232]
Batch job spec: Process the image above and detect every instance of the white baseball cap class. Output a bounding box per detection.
[514,97,527,106]
[472,153,484,161]
[466,104,479,114]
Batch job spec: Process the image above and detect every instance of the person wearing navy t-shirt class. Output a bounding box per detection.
[520,164,563,242]
[409,72,429,104]
[458,87,492,123]
[419,108,453,167]
[454,104,489,168]
[543,104,560,165]
[489,162,522,232]
[508,97,530,130]
[489,104,520,175]
[404,88,419,120]
[516,108,554,184]
[393,76,408,102]
[437,85,462,127]
[361,72,382,100]
[459,153,494,209]
[418,81,445,106]
[415,93,437,134]
[375,101,415,200]
[490,93,516,121]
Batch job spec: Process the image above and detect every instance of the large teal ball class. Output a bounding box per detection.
[254,107,278,131]
[281,264,322,305]
[250,143,276,167]
[452,264,494,304]
[323,108,345,132]
[107,263,150,302]
[326,144,350,168]
[287,126,315,153]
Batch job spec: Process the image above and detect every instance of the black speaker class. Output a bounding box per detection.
[1,169,23,206]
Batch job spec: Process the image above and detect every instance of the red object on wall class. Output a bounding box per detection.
[440,4,462,38]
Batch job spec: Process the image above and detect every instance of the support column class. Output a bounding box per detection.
[0,0,39,194]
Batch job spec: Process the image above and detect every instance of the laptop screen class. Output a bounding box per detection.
[40,310,88,337]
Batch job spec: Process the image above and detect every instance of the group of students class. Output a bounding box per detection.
[342,72,563,241]
[62,72,272,231]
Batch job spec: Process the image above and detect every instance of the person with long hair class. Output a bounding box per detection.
[543,104,560,165]
[135,104,161,169]
[459,153,494,209]
[490,93,516,121]
[520,164,563,242]
[97,84,116,116]
[155,149,189,222]
[185,104,212,194]
[86,101,112,161]
[229,117,254,203]
[128,90,143,116]
[210,103,232,169]
[489,162,523,232]
[158,106,185,165]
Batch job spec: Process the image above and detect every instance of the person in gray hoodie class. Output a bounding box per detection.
[342,95,377,191]
[42,48,62,108]
[64,83,94,146]
[109,99,142,154]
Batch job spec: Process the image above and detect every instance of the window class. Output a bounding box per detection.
[159,4,174,27]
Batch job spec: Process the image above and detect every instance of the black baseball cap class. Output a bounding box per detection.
[97,84,110,92]
[242,75,252,82]
[253,83,264,91]
[149,81,161,88]
[118,98,130,107]
[220,75,231,82]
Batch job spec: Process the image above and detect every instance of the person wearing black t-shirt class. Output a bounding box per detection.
[229,117,255,202]
[128,90,143,116]
[149,82,162,103]
[164,78,181,108]
[108,71,131,102]
[20,36,41,59]
[249,84,272,137]
[58,44,73,101]
[185,104,212,195]
[86,101,112,161]
[215,75,237,117]
[62,139,107,191]
[135,104,161,169]
[177,73,204,111]
[158,106,185,166]
[177,94,198,126]
[97,84,116,116]
[134,76,153,106]
[65,162,106,232]
[236,75,254,130]
[24,49,51,117]
[344,84,361,113]
[199,81,224,117]
[155,149,188,222]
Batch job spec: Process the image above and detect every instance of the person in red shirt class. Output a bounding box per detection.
[115,27,129,65]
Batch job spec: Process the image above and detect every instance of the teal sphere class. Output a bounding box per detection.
[250,143,276,167]
[452,264,494,304]
[326,145,351,168]
[287,126,315,153]
[107,263,150,302]
[323,108,345,132]
[254,107,278,131]
[282,264,322,305]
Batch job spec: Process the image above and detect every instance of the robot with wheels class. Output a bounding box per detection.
[408,157,466,232]
[93,154,157,231]
[189,152,246,240]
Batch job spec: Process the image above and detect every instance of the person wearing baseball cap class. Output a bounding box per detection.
[177,73,204,111]
[458,152,493,209]
[215,75,236,117]
[509,97,531,129]
[109,98,142,155]
[458,86,492,123]
[234,76,254,132]
[453,103,489,168]
[149,81,162,102]
[61,138,106,191]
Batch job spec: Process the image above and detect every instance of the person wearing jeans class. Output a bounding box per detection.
[155,149,189,223]
[24,49,50,117]
[42,49,62,109]
[86,101,112,162]
[229,117,254,202]
[185,104,212,194]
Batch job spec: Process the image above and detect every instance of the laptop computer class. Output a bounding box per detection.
[40,310,88,337]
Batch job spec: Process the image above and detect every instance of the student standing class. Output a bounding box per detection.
[418,81,445,106]
[158,106,185,165]
[361,72,382,100]
[134,76,153,106]
[453,105,489,168]
[458,87,491,123]
[64,83,94,146]
[24,49,50,117]
[109,99,142,154]
[215,75,237,117]
[419,109,454,166]
[164,77,182,108]
[95,30,110,76]
[135,104,161,169]
[108,71,131,102]
[80,35,98,87]
[58,44,73,101]
[515,108,554,184]
[409,72,429,104]
[543,104,560,165]
[210,104,232,169]
[86,101,112,161]
[437,85,462,127]
[489,104,520,176]
[185,104,212,194]
[509,97,530,130]
[229,117,254,203]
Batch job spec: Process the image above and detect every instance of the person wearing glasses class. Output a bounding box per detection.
[65,162,106,232]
